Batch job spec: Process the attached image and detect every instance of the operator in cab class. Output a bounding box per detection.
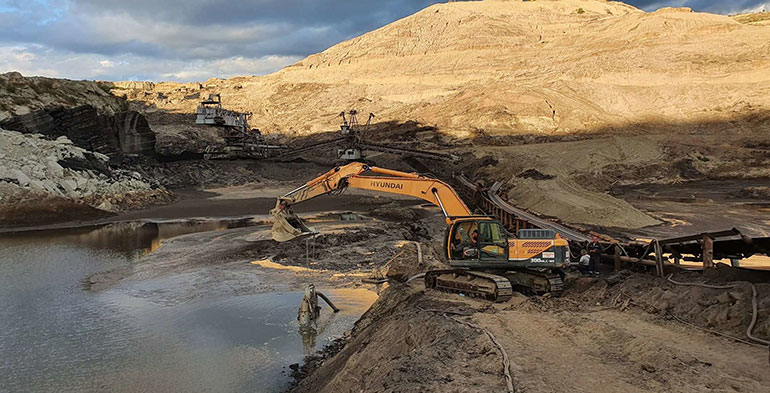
[450,237,464,259]
[464,229,480,259]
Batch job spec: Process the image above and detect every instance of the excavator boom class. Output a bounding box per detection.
[271,162,472,242]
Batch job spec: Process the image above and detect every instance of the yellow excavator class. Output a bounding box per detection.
[270,162,569,301]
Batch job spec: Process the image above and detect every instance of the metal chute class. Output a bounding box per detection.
[270,198,316,242]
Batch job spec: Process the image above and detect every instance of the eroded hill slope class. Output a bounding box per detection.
[120,0,770,137]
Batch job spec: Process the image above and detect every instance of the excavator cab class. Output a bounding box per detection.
[446,219,509,267]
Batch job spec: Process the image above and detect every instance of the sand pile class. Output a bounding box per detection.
[119,0,770,138]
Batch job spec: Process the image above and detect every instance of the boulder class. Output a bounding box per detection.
[61,179,78,197]
[13,169,30,186]
[55,136,73,144]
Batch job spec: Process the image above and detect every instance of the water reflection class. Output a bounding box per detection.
[1,217,259,256]
[300,327,319,355]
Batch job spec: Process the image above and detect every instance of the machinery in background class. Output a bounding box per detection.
[269,162,569,300]
[336,110,374,161]
[195,94,282,159]
[192,101,456,163]
[278,109,459,163]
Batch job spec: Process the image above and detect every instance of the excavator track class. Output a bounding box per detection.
[505,269,564,294]
[424,269,513,302]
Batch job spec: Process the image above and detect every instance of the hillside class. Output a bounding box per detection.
[119,0,770,137]
[732,11,770,26]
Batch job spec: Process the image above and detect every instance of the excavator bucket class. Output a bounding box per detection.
[270,198,316,242]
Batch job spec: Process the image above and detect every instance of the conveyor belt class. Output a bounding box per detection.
[277,137,349,158]
[359,142,459,162]
[454,174,590,242]
[486,182,591,242]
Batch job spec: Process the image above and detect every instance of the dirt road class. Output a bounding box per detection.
[477,303,769,392]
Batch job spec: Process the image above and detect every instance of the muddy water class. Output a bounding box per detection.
[0,221,376,393]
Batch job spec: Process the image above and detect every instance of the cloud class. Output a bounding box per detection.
[159,55,302,81]
[0,44,301,82]
[740,2,769,12]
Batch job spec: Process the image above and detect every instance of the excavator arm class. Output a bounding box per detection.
[271,162,471,241]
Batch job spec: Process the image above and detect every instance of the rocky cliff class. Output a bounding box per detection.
[0,71,158,159]
[118,0,770,138]
[0,105,156,158]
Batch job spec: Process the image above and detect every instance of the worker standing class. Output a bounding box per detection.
[587,236,602,275]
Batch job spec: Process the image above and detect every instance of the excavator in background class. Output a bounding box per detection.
[269,162,569,301]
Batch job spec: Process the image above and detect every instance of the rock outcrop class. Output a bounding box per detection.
[0,72,126,121]
[112,81,156,91]
[0,105,156,158]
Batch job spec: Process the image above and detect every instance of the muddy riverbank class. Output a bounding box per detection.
[291,268,770,393]
[0,159,330,230]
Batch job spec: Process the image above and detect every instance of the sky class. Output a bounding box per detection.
[0,0,767,83]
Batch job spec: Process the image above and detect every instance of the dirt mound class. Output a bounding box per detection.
[563,270,770,341]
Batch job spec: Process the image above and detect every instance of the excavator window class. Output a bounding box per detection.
[453,221,477,244]
[449,221,476,260]
[477,221,508,260]
[448,220,507,261]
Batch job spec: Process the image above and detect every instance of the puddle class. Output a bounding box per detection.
[0,218,378,392]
